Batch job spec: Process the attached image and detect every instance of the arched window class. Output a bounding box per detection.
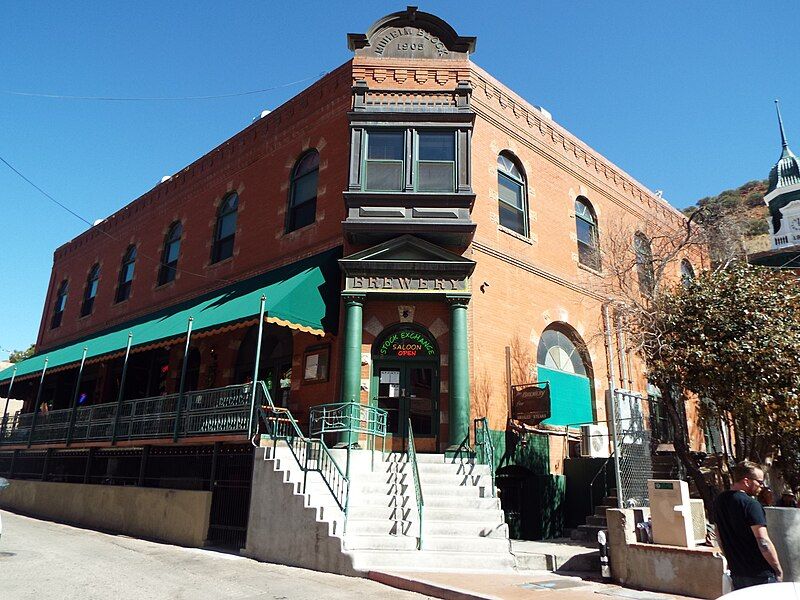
[80,264,100,317]
[158,221,183,285]
[115,245,137,303]
[286,151,319,233]
[634,232,655,296]
[680,259,695,288]
[212,193,238,263]
[536,327,588,376]
[575,197,600,270]
[51,279,68,329]
[497,153,528,236]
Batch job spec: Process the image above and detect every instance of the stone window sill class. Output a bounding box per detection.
[498,225,533,245]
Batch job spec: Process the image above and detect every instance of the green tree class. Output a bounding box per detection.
[8,344,35,363]
[639,264,800,505]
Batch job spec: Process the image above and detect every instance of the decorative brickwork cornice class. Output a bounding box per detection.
[467,65,687,231]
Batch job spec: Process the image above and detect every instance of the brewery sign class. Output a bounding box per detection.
[511,382,551,425]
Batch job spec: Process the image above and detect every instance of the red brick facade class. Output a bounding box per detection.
[8,9,707,459]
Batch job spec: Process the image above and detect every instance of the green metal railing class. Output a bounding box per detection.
[0,383,255,447]
[473,417,496,498]
[256,383,350,531]
[407,418,424,550]
[309,402,387,450]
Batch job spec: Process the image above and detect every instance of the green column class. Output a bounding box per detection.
[340,294,364,446]
[448,296,470,448]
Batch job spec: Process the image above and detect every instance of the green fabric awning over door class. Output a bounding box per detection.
[0,247,341,383]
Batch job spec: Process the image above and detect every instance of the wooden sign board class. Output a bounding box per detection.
[511,382,551,425]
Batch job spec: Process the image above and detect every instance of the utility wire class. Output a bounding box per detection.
[0,154,235,285]
[0,72,327,102]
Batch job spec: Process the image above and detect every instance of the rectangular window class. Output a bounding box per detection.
[302,345,330,383]
[365,131,404,191]
[417,131,455,192]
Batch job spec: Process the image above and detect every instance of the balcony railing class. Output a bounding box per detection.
[0,383,260,447]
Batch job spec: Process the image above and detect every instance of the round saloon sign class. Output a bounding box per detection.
[379,328,437,358]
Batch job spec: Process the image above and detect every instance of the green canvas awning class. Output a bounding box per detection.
[0,247,341,383]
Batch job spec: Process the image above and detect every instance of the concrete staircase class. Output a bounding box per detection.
[245,444,515,575]
[570,488,618,542]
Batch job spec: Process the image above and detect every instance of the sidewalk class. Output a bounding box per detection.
[369,569,701,600]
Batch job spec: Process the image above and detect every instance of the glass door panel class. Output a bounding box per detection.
[408,366,434,435]
[376,368,401,434]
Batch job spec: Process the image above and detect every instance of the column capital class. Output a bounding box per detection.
[342,292,366,305]
[446,294,471,307]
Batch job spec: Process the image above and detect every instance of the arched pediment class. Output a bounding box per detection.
[348,6,476,60]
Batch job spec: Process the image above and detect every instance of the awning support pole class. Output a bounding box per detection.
[249,296,267,438]
[28,358,49,448]
[0,366,18,442]
[66,347,88,447]
[111,333,133,446]
[173,317,194,443]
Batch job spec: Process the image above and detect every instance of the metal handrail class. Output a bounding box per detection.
[407,418,424,550]
[588,452,614,517]
[473,417,496,498]
[256,383,350,531]
[309,402,387,446]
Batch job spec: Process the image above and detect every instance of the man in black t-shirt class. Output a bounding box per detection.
[714,461,783,590]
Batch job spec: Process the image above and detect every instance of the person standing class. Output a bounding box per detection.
[714,461,783,589]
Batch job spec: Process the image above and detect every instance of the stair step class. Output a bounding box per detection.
[346,519,508,539]
[347,505,505,524]
[345,534,418,551]
[348,549,516,572]
[423,495,500,509]
[585,515,607,527]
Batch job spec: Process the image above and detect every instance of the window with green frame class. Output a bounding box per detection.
[362,129,456,192]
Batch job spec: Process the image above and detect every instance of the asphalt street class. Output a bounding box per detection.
[0,510,431,600]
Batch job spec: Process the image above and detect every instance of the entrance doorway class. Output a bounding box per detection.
[371,325,439,450]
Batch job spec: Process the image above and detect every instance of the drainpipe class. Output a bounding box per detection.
[602,303,624,509]
[248,295,267,438]
[0,366,17,442]
[615,313,629,391]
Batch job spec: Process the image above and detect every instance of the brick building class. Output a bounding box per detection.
[0,7,704,546]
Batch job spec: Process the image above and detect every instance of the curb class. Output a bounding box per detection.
[368,571,500,600]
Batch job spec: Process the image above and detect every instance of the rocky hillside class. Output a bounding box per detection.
[682,180,770,237]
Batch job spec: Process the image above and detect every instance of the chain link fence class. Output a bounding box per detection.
[612,389,653,507]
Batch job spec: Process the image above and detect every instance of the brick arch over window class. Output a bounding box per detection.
[80,263,100,317]
[158,221,183,285]
[51,278,69,329]
[535,322,594,426]
[575,196,601,270]
[634,232,654,296]
[286,150,319,233]
[212,192,238,263]
[497,151,528,237]
[115,245,136,303]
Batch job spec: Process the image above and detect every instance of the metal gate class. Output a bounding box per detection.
[611,389,652,507]
[208,444,253,549]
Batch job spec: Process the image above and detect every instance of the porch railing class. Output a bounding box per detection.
[0,383,258,447]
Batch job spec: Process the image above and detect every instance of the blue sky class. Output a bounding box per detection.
[1,2,798,359]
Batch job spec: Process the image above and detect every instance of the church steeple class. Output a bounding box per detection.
[776,99,788,150]
[767,100,800,195]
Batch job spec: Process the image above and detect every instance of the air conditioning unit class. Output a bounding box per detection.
[580,424,610,458]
